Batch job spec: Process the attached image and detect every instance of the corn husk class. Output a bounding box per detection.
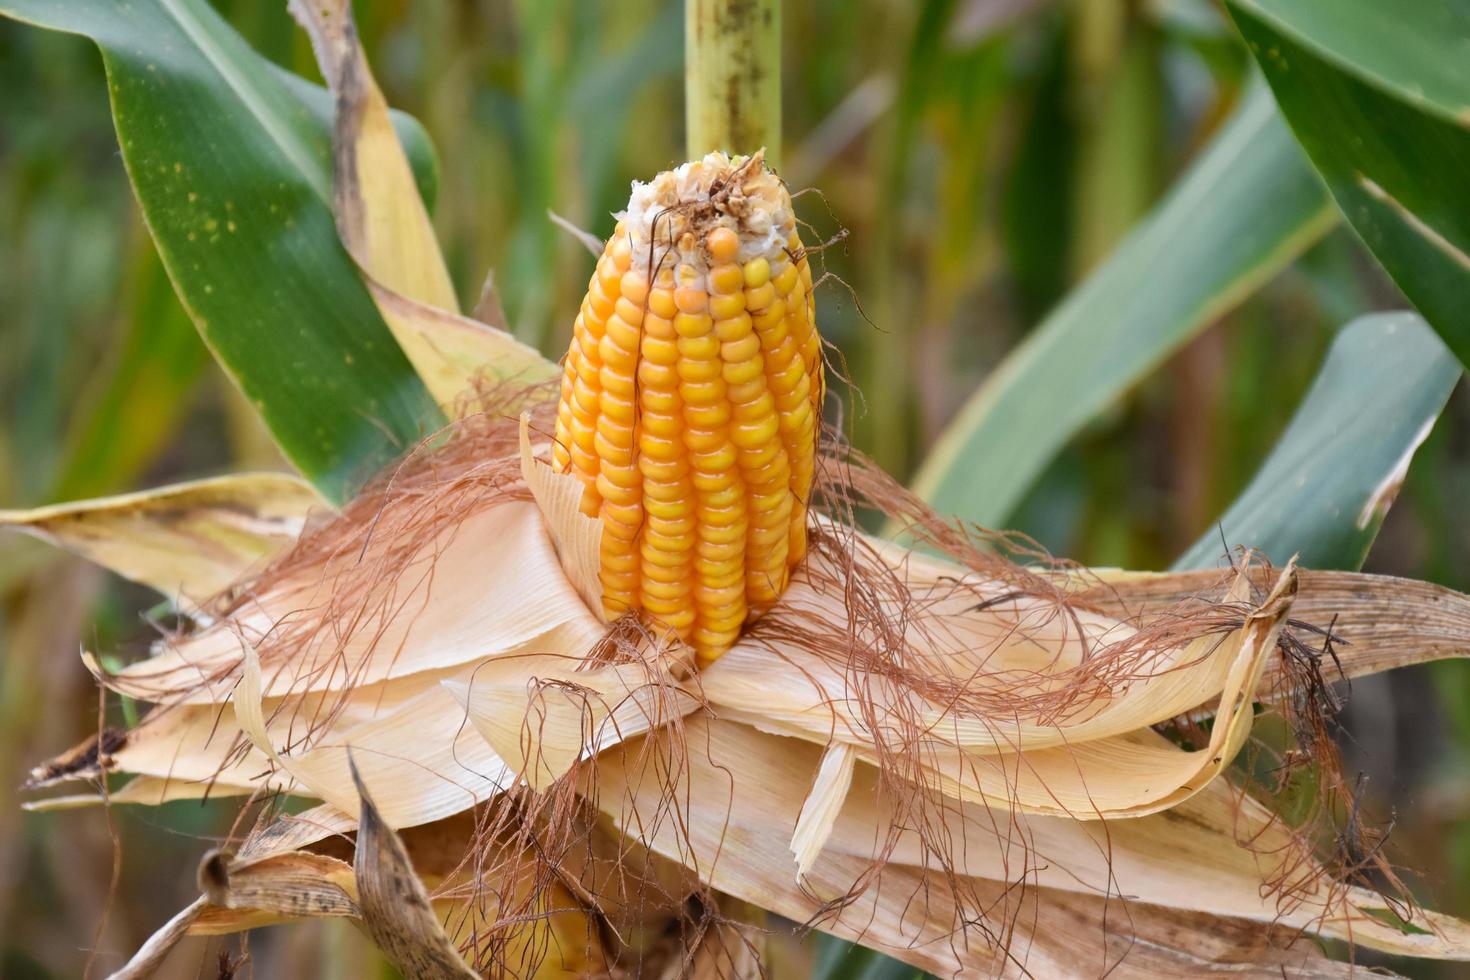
[443,657,699,792]
[347,759,481,978]
[28,409,1470,977]
[114,787,604,980]
[592,714,1470,969]
[110,499,602,703]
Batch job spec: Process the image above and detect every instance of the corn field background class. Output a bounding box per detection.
[2,0,1469,977]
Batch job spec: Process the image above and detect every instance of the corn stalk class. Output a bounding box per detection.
[685,0,782,163]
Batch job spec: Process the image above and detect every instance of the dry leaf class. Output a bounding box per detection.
[594,713,1467,971]
[790,742,854,880]
[288,0,454,312]
[193,849,358,932]
[349,756,480,979]
[113,500,602,703]
[444,657,699,791]
[0,473,319,603]
[1078,566,1470,689]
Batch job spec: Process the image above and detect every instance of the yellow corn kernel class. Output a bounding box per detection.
[551,152,824,664]
[709,292,746,320]
[709,264,745,295]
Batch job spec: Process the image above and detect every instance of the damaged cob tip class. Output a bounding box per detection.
[553,150,824,665]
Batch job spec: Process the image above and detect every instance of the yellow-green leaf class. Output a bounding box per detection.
[291,0,557,413]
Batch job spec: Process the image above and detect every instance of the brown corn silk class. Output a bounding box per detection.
[552,152,824,664]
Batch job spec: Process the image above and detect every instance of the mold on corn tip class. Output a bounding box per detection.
[615,150,796,276]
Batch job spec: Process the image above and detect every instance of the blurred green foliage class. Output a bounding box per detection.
[2,1,1469,976]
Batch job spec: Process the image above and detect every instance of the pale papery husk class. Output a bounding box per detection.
[27,386,1470,977]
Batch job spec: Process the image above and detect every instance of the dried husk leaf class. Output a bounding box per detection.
[45,664,473,799]
[32,665,482,806]
[104,897,206,980]
[202,813,608,978]
[232,644,515,825]
[348,757,480,979]
[703,554,1256,754]
[236,803,359,863]
[0,473,320,603]
[442,657,699,791]
[1077,566,1470,688]
[519,415,605,617]
[22,774,246,812]
[697,555,1293,817]
[29,662,516,829]
[146,819,600,980]
[112,500,602,703]
[986,893,1379,978]
[593,714,1468,973]
[193,848,358,931]
[790,742,854,880]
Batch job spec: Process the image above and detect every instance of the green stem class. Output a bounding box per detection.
[684,0,782,164]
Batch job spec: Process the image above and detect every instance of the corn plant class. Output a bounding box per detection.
[1,1,1468,978]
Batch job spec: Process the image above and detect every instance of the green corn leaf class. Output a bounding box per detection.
[910,85,1336,529]
[0,0,445,503]
[1228,0,1470,364]
[1175,313,1460,571]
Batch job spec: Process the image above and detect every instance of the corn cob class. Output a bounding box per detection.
[553,152,823,665]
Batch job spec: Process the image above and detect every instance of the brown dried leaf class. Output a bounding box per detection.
[706,566,1297,817]
[444,657,699,791]
[350,756,479,979]
[113,500,601,703]
[1076,567,1470,688]
[196,848,357,918]
[236,803,358,864]
[229,641,515,827]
